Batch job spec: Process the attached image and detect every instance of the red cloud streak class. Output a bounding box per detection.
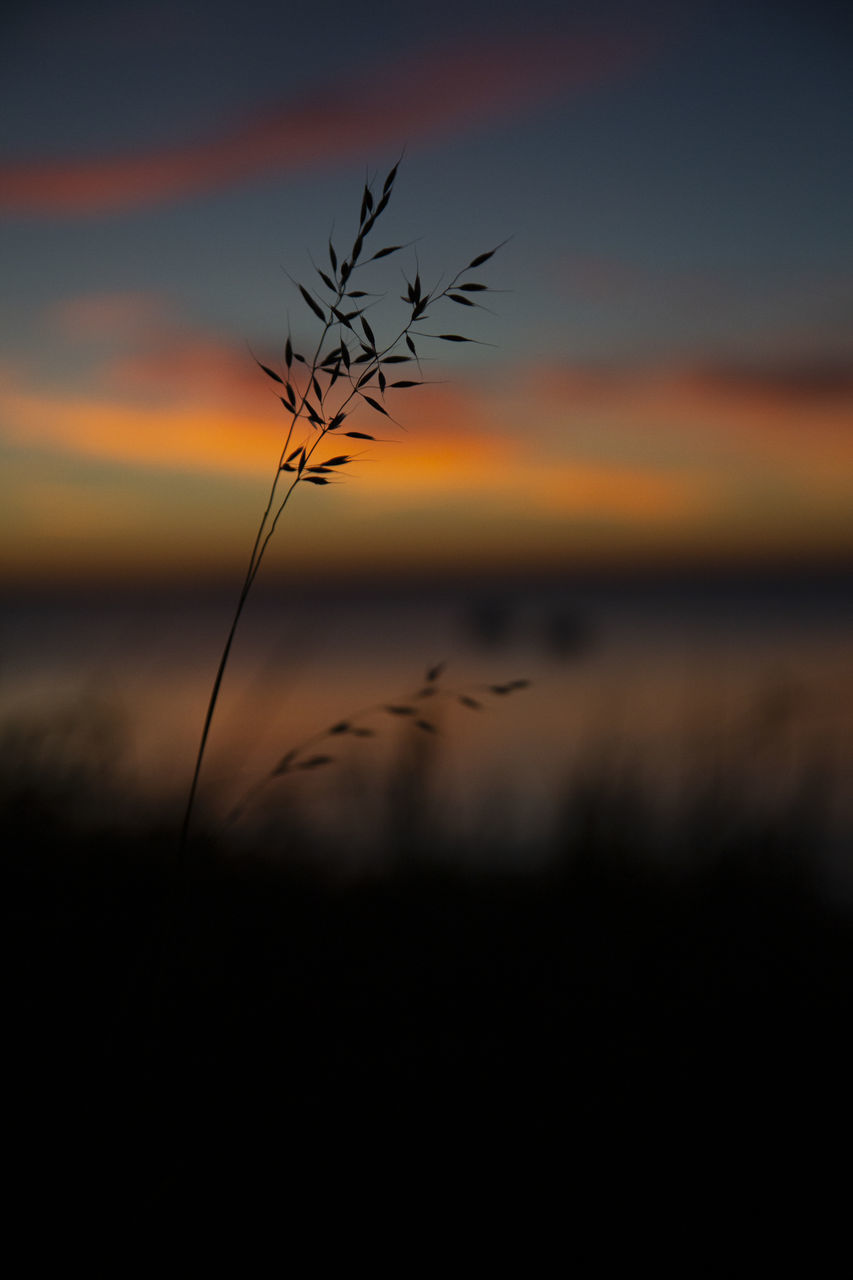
[0,33,651,215]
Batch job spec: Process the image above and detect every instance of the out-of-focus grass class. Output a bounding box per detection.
[3,693,852,1212]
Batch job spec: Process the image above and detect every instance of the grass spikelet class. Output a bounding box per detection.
[181,166,506,845]
[222,664,529,832]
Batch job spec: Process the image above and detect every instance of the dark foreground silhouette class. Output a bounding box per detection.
[6,772,853,1215]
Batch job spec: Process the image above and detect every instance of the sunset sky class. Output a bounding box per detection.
[2,0,851,585]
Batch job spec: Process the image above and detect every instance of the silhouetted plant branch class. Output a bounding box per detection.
[181,162,504,845]
[222,663,531,831]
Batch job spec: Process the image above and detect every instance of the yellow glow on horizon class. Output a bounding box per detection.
[1,376,707,526]
[2,350,852,581]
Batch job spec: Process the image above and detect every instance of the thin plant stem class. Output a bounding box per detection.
[180,161,503,847]
[181,311,344,848]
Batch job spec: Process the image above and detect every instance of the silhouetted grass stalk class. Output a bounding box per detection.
[222,664,530,831]
[181,162,504,845]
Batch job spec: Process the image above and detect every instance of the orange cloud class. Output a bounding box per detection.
[8,331,853,498]
[2,379,277,477]
[0,351,713,537]
[0,33,653,216]
[365,428,705,522]
[107,335,263,406]
[5,334,853,582]
[529,360,853,482]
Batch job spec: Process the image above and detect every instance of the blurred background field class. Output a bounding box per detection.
[3,567,851,890]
